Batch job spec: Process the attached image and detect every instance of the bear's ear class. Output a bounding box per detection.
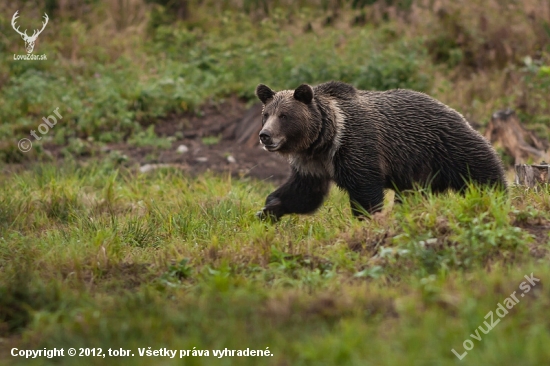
[256,84,276,104]
[293,84,314,104]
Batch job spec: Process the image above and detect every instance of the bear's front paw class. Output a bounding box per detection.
[256,196,283,222]
[255,208,279,222]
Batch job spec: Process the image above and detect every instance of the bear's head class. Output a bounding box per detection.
[255,84,321,154]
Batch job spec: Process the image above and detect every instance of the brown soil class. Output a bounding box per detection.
[120,97,288,181]
[514,220,550,258]
[25,97,288,182]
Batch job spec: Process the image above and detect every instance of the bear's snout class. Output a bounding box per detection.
[259,130,272,145]
[259,129,284,151]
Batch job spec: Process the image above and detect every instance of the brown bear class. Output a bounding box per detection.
[255,81,507,220]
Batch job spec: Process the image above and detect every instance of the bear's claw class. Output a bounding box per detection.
[255,208,279,222]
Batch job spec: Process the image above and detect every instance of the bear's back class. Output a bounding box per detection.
[346,88,480,146]
[322,84,503,190]
[314,81,358,101]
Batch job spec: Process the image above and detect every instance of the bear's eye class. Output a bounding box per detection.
[279,114,286,120]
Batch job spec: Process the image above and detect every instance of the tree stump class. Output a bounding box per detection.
[485,109,548,165]
[515,162,550,188]
[235,103,263,148]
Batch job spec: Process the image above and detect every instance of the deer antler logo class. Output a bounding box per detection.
[11,11,49,54]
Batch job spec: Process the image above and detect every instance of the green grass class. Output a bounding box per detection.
[1,1,550,364]
[1,0,548,163]
[0,6,431,161]
[1,162,550,365]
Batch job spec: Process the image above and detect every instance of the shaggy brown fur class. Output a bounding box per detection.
[255,81,507,220]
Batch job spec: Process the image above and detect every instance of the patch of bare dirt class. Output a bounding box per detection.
[514,220,550,258]
[108,97,288,181]
[14,97,290,182]
[99,262,155,291]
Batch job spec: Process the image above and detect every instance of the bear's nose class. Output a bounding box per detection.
[259,130,272,145]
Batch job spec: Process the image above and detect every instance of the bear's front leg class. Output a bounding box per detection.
[257,169,330,221]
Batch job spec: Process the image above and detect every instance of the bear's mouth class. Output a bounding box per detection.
[263,143,280,152]
[262,138,285,152]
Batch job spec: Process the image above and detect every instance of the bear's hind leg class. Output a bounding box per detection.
[347,184,385,218]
